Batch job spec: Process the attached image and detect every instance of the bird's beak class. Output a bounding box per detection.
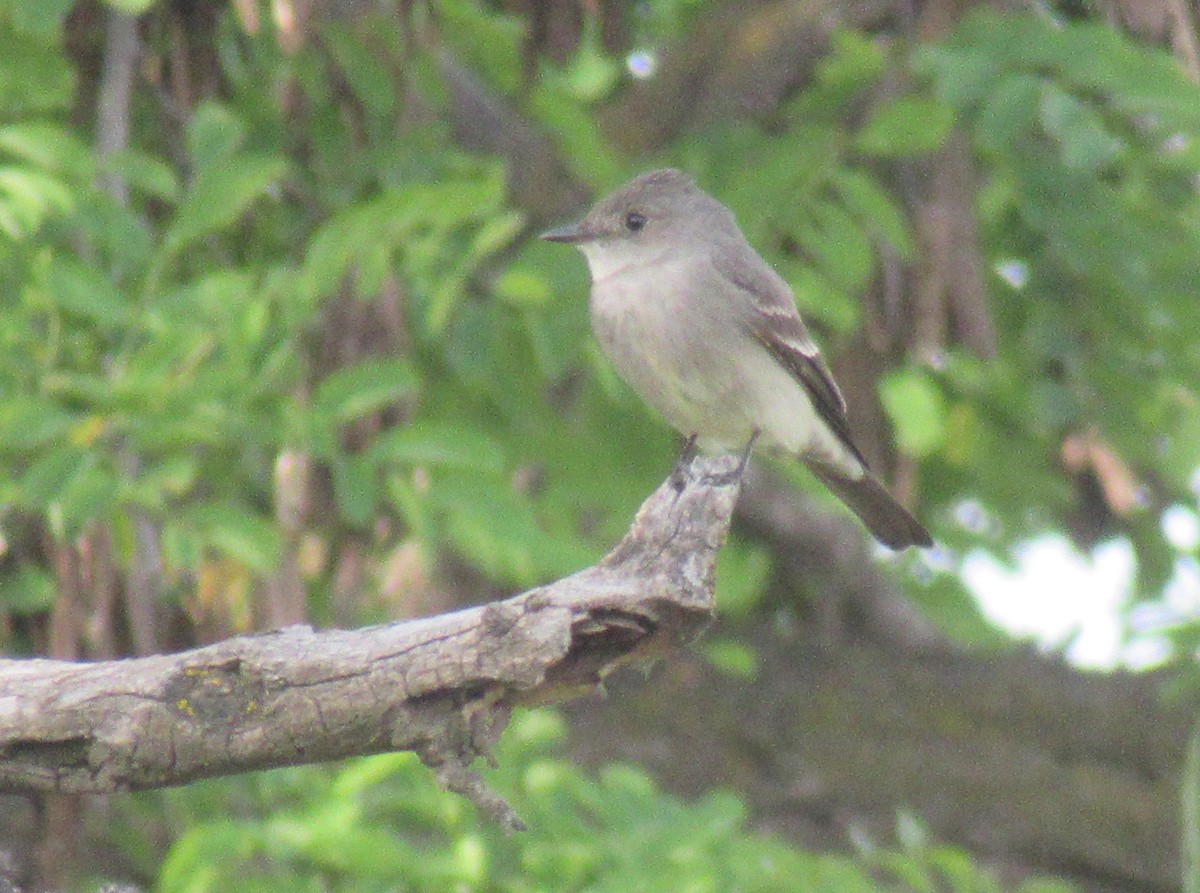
[539,221,587,244]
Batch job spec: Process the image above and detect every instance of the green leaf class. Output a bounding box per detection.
[0,166,73,236]
[856,96,955,157]
[313,359,418,423]
[703,639,759,681]
[784,264,860,333]
[0,168,61,225]
[323,24,397,118]
[0,398,76,451]
[0,29,74,116]
[19,447,87,511]
[0,567,56,615]
[916,44,1001,109]
[186,102,246,173]
[57,461,118,533]
[76,190,154,271]
[102,0,158,11]
[815,29,886,98]
[1160,404,1200,485]
[161,520,204,572]
[425,270,467,334]
[832,168,914,258]
[913,572,1014,649]
[297,202,387,302]
[528,79,623,189]
[44,255,131,332]
[714,539,772,620]
[158,822,264,893]
[436,0,525,95]
[974,72,1042,152]
[97,148,181,202]
[1039,85,1126,171]
[132,456,198,506]
[8,0,75,34]
[798,199,875,294]
[332,453,377,527]
[0,122,92,178]
[188,502,282,572]
[370,422,505,473]
[432,475,593,586]
[565,17,620,102]
[465,210,524,264]
[494,268,552,306]
[879,369,948,458]
[164,153,285,253]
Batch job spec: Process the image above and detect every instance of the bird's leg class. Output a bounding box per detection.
[735,428,761,477]
[670,433,700,491]
[707,429,760,487]
[679,432,700,466]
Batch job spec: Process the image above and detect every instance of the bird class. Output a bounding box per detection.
[540,168,931,549]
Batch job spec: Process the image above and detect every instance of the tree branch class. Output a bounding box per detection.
[0,456,742,827]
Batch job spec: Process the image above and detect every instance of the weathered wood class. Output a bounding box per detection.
[0,455,742,828]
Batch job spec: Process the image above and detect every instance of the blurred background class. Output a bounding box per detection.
[0,0,1198,890]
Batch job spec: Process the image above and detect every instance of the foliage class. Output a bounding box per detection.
[0,0,665,637]
[103,709,1076,893]
[0,0,1193,888]
[678,30,927,336]
[671,14,1200,624]
[917,10,1200,602]
[0,0,1197,655]
[1186,713,1200,893]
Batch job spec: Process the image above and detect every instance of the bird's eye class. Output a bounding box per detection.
[624,211,646,232]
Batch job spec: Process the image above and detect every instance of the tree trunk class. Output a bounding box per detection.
[567,629,1184,893]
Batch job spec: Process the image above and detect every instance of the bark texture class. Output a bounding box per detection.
[0,456,742,828]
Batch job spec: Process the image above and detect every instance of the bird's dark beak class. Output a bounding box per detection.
[539,221,587,244]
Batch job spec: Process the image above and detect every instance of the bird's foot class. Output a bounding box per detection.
[670,434,700,492]
[707,429,760,487]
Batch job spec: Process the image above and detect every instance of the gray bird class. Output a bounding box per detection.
[541,168,931,549]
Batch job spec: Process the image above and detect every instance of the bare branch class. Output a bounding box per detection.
[0,456,742,825]
[95,10,138,204]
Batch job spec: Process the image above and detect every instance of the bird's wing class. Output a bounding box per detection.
[713,244,868,467]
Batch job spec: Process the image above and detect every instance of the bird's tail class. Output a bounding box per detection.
[806,463,932,550]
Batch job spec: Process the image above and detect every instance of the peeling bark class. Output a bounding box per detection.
[0,456,741,827]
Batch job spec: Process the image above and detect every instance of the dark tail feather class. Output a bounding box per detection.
[807,464,932,550]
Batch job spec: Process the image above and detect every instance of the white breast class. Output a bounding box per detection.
[583,250,863,476]
[578,241,651,283]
